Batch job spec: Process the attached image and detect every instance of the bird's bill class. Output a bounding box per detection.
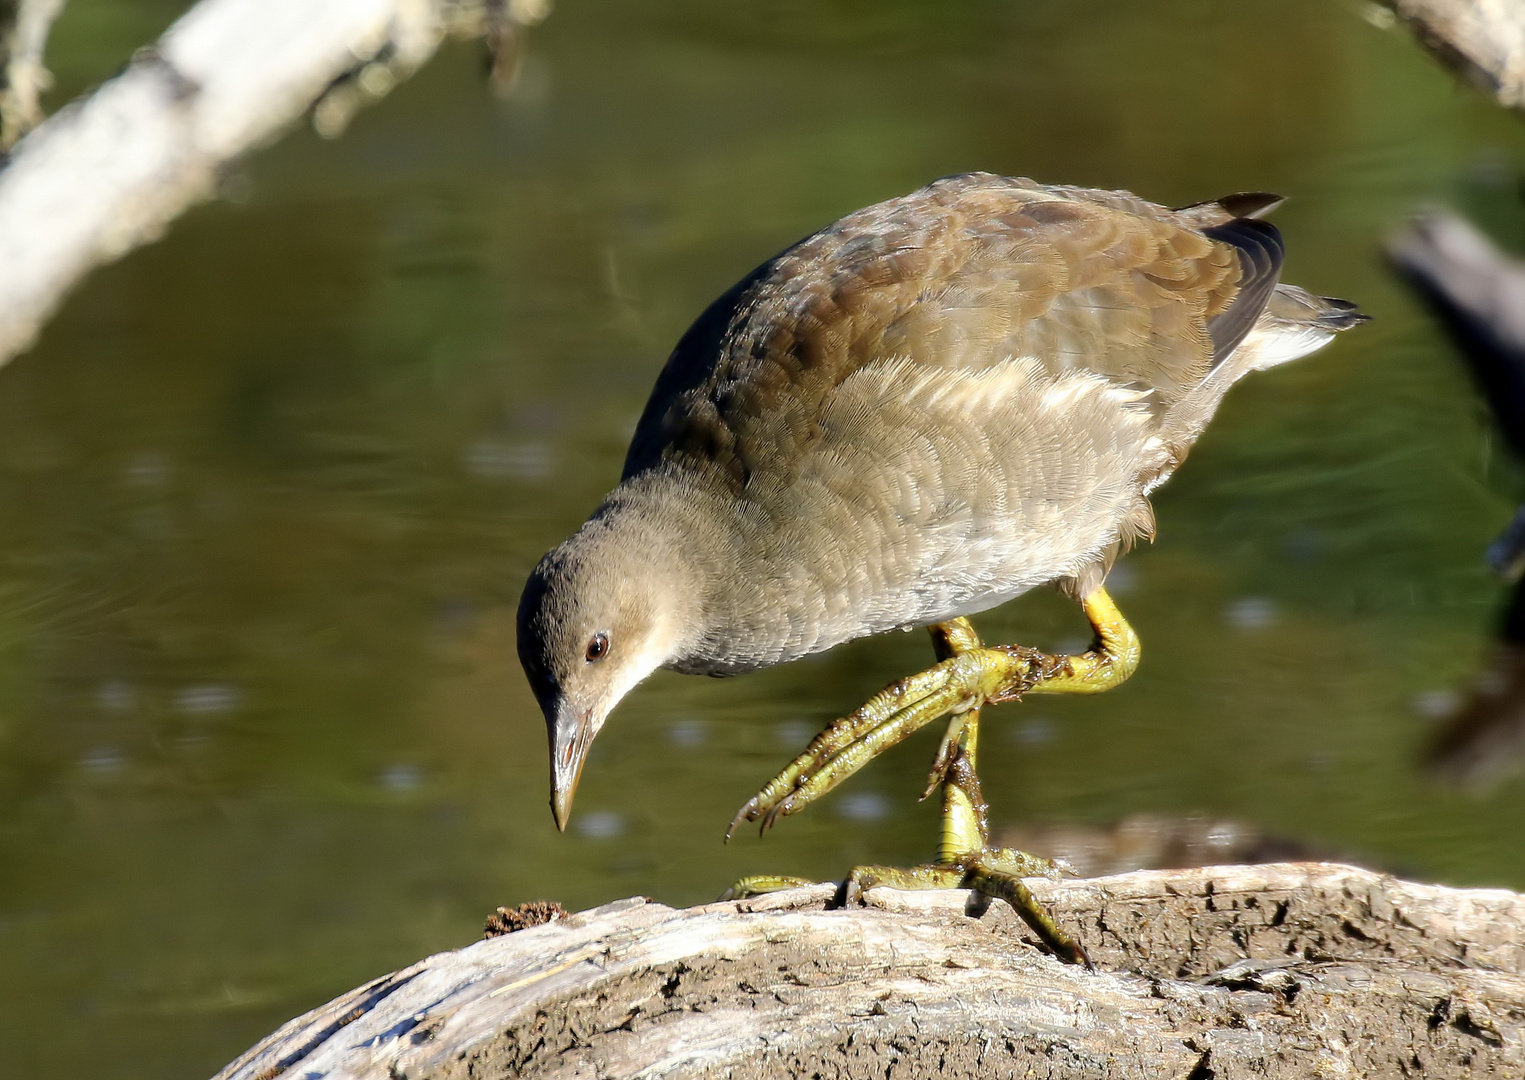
[548,701,596,832]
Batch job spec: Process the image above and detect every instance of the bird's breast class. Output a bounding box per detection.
[671,355,1166,673]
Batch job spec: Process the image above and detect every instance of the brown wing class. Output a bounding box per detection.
[623,173,1274,490]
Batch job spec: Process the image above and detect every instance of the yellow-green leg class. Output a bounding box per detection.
[722,587,1139,967]
[728,589,1138,834]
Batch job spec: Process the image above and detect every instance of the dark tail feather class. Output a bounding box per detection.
[1203,217,1285,366]
[1307,294,1371,331]
[1174,191,1286,227]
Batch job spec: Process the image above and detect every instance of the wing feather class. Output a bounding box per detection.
[623,173,1280,491]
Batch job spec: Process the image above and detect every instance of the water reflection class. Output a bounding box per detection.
[835,791,890,824]
[1224,596,1278,632]
[997,813,1327,880]
[2,1,1525,1078]
[1391,203,1525,788]
[1425,629,1525,787]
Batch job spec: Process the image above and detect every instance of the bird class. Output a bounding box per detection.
[518,172,1367,965]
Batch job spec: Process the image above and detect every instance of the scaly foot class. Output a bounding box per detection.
[846,851,1089,968]
[721,786,1088,965]
[721,588,1137,968]
[726,590,1138,838]
[718,874,820,900]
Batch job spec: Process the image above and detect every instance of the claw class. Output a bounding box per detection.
[731,666,988,837]
[760,799,788,835]
[727,660,967,838]
[921,711,968,800]
[965,859,1091,967]
[725,798,760,842]
[719,593,1139,972]
[1064,941,1096,972]
[843,871,865,906]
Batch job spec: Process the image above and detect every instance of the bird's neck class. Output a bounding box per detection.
[587,472,718,667]
[604,465,855,675]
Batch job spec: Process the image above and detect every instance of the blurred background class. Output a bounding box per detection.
[3,0,1525,1075]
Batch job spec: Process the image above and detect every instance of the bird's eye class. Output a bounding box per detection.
[585,632,609,662]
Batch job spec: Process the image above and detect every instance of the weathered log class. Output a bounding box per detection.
[1380,0,1525,113]
[213,863,1525,1079]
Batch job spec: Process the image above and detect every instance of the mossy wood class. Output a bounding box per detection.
[216,863,1525,1079]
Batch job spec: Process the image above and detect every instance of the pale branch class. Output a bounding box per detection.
[1380,0,1525,113]
[214,863,1525,1080]
[0,0,536,372]
[0,0,66,149]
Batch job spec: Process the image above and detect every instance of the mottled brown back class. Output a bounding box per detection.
[624,173,1278,492]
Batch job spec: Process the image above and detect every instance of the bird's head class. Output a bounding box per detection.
[517,516,694,831]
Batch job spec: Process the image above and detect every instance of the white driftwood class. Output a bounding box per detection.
[0,0,504,369]
[0,0,66,147]
[1381,0,1525,112]
[213,863,1525,1079]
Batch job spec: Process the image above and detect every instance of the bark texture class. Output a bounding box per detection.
[1381,0,1525,112]
[214,863,1525,1080]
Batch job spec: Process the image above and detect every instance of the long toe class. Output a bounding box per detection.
[719,874,822,901]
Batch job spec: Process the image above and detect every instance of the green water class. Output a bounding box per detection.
[3,0,1525,1075]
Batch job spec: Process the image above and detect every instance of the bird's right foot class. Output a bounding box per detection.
[718,837,1089,966]
[845,853,1090,968]
[726,589,1139,838]
[719,590,1138,968]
